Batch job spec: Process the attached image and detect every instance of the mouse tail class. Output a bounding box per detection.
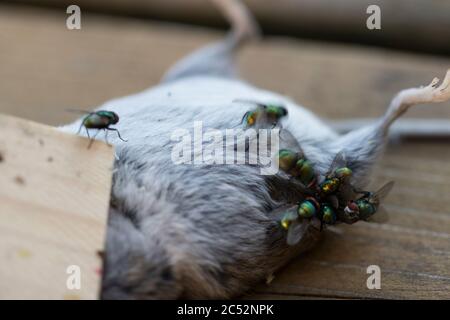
[211,0,261,48]
[328,69,450,188]
[161,0,260,83]
[330,118,450,139]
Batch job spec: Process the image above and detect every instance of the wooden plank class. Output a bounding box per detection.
[254,143,450,300]
[0,114,114,299]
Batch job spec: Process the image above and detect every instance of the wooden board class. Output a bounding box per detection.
[0,114,114,299]
[1,4,449,299]
[249,142,450,299]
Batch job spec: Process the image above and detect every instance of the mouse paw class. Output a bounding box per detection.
[414,68,450,104]
[427,69,450,103]
[385,69,450,126]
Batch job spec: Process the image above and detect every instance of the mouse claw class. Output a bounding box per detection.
[418,69,450,104]
[428,76,440,87]
[434,69,450,101]
[423,69,450,103]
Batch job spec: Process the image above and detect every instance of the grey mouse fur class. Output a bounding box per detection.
[60,0,450,299]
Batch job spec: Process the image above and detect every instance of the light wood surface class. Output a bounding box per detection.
[1,4,449,299]
[0,114,114,299]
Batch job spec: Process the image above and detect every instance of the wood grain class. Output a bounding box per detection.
[0,114,114,299]
[0,4,449,299]
[251,143,450,300]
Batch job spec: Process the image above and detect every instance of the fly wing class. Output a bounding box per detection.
[279,129,304,158]
[286,219,309,246]
[272,204,305,246]
[365,206,390,223]
[327,194,340,209]
[338,182,359,203]
[66,108,95,115]
[236,111,250,126]
[356,181,394,222]
[372,181,395,203]
[233,99,266,109]
[325,151,347,178]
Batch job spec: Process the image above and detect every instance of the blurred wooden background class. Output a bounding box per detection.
[6,0,450,55]
[0,1,449,299]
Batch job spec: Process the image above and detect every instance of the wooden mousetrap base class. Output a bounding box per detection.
[0,114,114,299]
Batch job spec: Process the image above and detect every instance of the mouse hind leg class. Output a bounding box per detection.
[161,0,259,83]
[329,69,450,188]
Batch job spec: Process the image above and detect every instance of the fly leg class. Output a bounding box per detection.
[107,127,128,142]
[104,129,109,145]
[76,120,84,135]
[88,129,100,149]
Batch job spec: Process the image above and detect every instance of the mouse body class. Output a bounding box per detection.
[60,0,450,299]
[62,75,333,299]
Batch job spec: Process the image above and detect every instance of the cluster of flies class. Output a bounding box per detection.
[236,100,394,245]
[74,102,393,245]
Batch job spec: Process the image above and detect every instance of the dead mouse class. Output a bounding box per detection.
[60,0,450,299]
